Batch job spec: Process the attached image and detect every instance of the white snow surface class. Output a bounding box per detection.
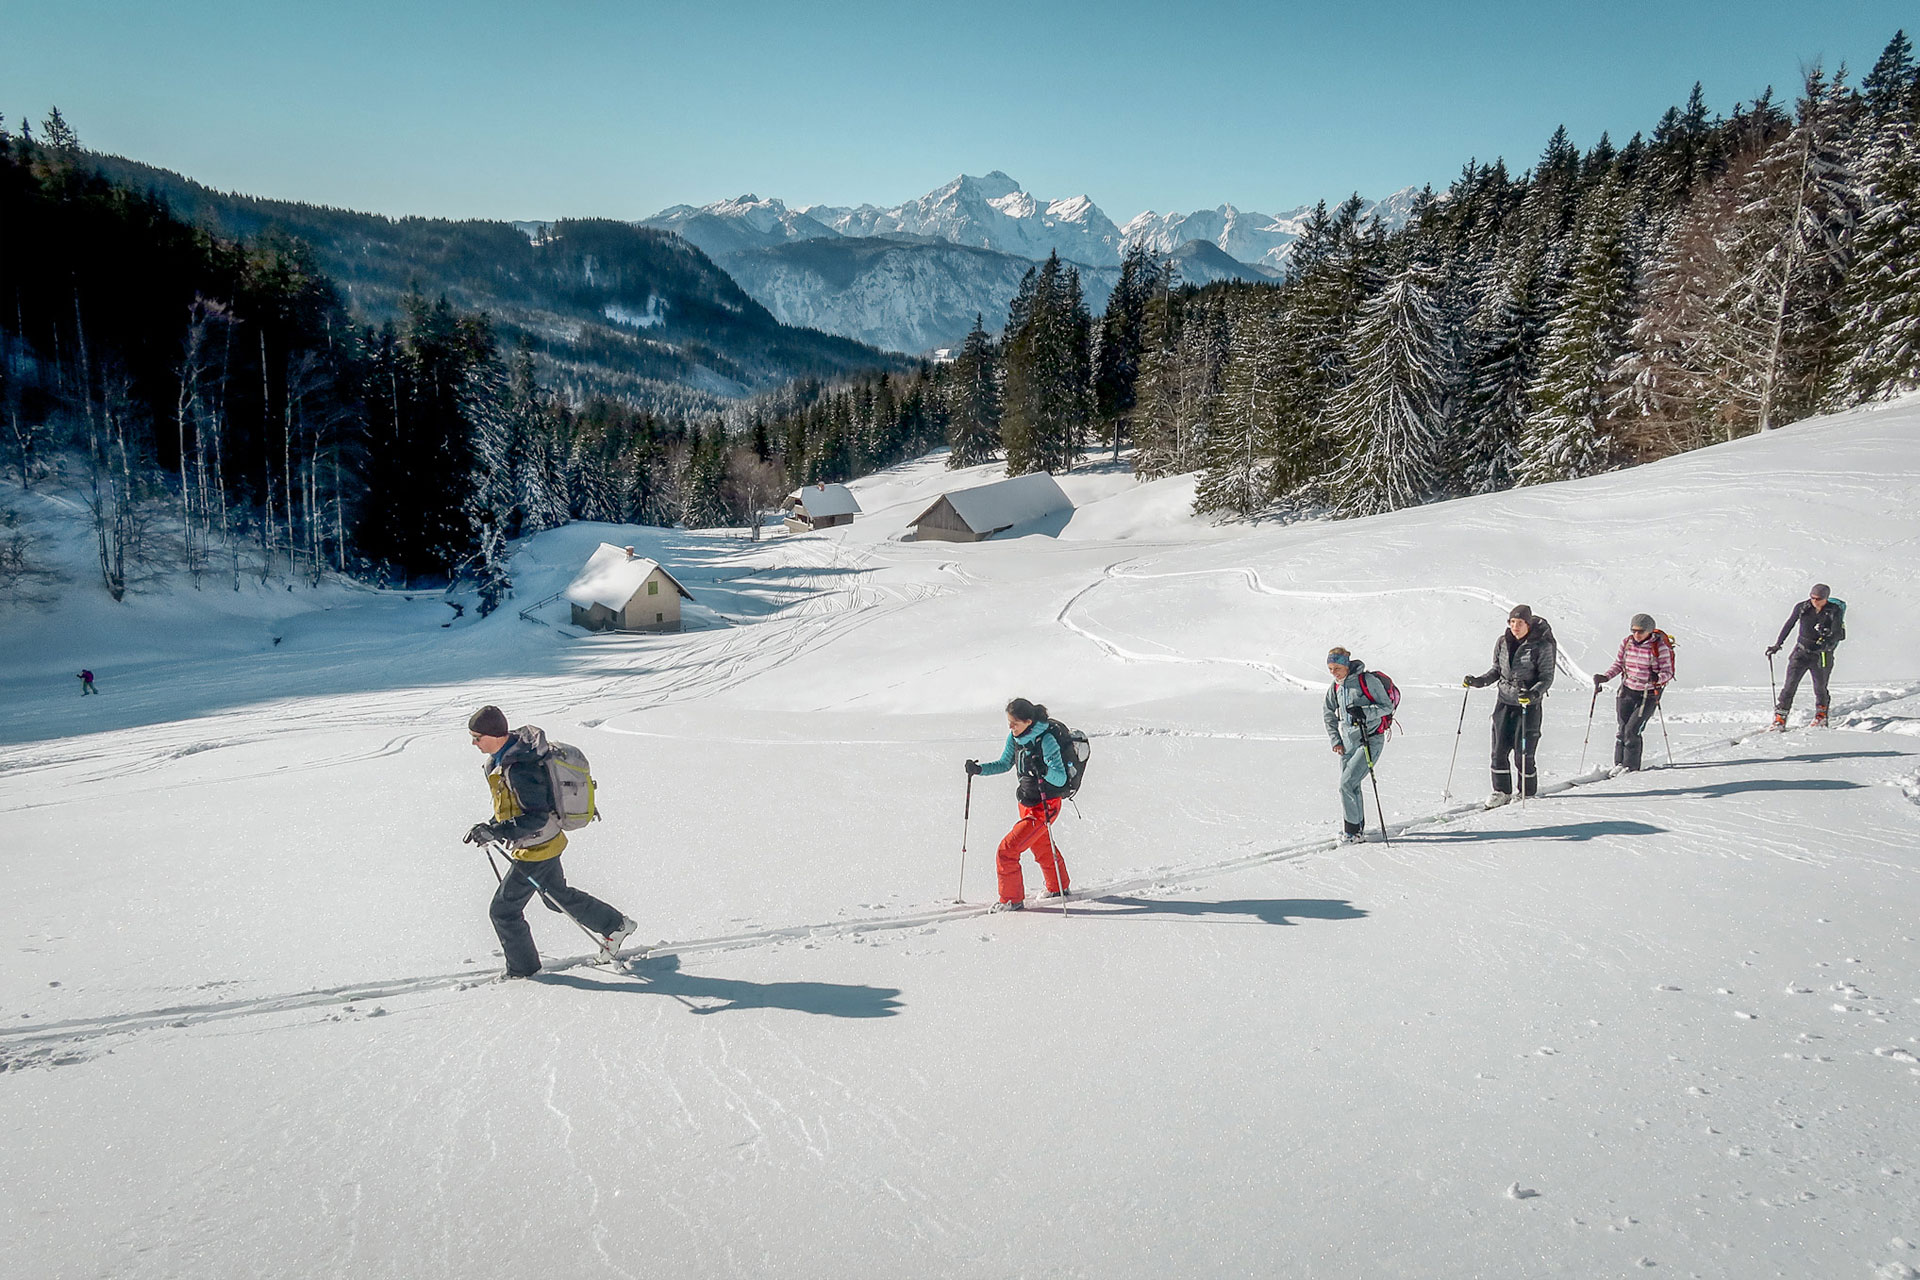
[4,400,1920,1279]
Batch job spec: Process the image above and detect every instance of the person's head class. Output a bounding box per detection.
[1326,647,1353,681]
[1005,697,1045,734]
[468,705,510,754]
[1630,613,1655,639]
[1508,604,1533,639]
[1810,583,1831,609]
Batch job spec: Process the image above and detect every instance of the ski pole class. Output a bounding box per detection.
[1514,699,1531,803]
[1578,683,1599,774]
[1443,684,1469,801]
[1766,650,1778,717]
[956,774,973,903]
[1359,733,1392,846]
[485,842,603,951]
[1042,792,1068,917]
[1655,692,1674,766]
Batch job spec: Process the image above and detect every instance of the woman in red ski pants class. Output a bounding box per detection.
[965,697,1070,911]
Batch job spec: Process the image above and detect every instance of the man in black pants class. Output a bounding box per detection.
[1465,604,1558,807]
[1768,584,1846,728]
[463,706,635,977]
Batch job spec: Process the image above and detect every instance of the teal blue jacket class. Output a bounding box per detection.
[979,721,1068,789]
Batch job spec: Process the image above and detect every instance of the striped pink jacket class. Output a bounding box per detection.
[1601,631,1676,691]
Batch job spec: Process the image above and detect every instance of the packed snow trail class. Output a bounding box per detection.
[5,403,1919,1280]
[11,682,1913,1066]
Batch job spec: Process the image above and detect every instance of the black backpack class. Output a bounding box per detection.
[1042,719,1091,801]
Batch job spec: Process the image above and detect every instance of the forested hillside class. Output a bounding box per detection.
[0,115,898,595]
[80,152,900,411]
[788,37,1920,526]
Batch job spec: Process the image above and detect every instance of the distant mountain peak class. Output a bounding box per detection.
[645,174,1421,276]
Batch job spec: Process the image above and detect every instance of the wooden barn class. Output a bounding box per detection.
[564,543,695,633]
[782,482,861,532]
[908,472,1074,543]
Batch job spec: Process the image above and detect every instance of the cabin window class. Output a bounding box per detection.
[656,612,664,624]
[647,580,659,595]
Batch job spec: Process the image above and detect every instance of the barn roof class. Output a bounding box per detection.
[563,543,694,610]
[783,482,861,519]
[911,472,1074,535]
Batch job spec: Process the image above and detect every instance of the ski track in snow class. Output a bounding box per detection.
[10,679,1916,1068]
[1053,558,1592,690]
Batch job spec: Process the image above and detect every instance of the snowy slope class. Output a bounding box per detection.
[3,402,1919,1279]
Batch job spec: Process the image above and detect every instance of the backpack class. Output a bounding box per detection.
[1356,669,1402,737]
[1042,719,1091,801]
[540,738,599,830]
[1829,598,1847,644]
[1649,629,1678,677]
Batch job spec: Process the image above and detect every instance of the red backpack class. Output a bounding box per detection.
[1358,669,1402,737]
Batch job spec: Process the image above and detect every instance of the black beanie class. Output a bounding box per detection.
[468,705,509,737]
[1508,604,1533,622]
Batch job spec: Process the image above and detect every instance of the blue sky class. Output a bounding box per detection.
[3,1,1911,222]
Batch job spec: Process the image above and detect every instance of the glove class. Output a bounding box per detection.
[464,823,498,846]
[964,759,982,776]
[1347,704,1367,727]
[1592,673,1606,689]
[1462,676,1476,688]
[1015,776,1042,807]
[1766,644,1781,657]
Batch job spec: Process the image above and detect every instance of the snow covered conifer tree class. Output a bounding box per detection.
[1094,243,1157,459]
[1711,70,1861,432]
[472,511,511,616]
[1516,175,1638,483]
[1825,38,1920,406]
[1324,259,1450,516]
[946,314,1001,467]
[1195,294,1282,519]
[1133,293,1225,481]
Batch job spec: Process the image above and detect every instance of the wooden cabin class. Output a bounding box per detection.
[564,543,695,633]
[908,472,1074,543]
[782,482,861,532]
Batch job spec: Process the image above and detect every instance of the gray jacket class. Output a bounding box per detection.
[1324,665,1391,746]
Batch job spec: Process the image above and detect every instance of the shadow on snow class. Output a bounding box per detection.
[1416,819,1668,842]
[531,953,904,1018]
[1591,777,1864,799]
[1063,896,1368,927]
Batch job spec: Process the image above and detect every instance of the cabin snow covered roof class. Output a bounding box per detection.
[912,472,1073,535]
[783,483,861,519]
[563,543,694,610]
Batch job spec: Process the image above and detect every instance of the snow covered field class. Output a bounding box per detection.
[3,400,1918,1279]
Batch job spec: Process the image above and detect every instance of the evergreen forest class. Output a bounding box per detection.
[5,32,1920,607]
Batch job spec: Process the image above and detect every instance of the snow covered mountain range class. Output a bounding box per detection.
[639,172,1418,354]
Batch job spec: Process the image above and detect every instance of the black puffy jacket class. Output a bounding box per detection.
[1470,618,1559,707]
[1774,599,1846,655]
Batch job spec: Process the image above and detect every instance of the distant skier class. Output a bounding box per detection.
[1767,583,1846,728]
[462,705,635,978]
[1323,648,1391,843]
[1464,605,1558,806]
[1593,614,1675,775]
[965,697,1071,911]
[76,669,97,695]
